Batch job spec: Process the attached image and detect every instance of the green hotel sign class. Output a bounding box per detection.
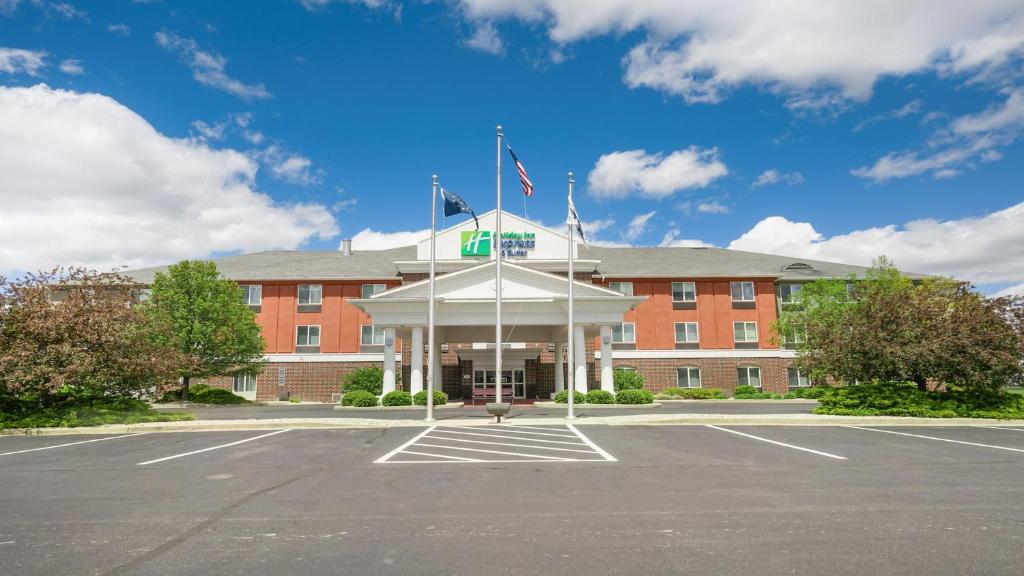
[461,230,492,257]
[460,230,537,258]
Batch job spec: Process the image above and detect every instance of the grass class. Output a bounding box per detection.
[0,397,195,429]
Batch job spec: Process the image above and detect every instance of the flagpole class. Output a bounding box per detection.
[495,125,504,419]
[426,175,438,422]
[566,171,576,420]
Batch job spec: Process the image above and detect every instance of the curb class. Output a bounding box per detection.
[333,402,465,411]
[532,402,663,408]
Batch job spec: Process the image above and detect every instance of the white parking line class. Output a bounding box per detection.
[376,424,616,464]
[137,429,293,466]
[373,426,436,464]
[414,443,577,460]
[0,434,140,457]
[430,428,588,445]
[403,450,481,462]
[567,424,617,462]
[844,426,1024,454]
[424,435,598,453]
[501,425,578,436]
[972,426,1024,433]
[706,425,847,460]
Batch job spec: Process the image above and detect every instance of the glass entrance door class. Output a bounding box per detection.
[473,367,526,398]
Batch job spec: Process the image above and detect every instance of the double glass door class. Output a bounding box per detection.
[473,367,526,398]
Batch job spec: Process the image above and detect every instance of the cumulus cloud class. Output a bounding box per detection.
[659,226,714,248]
[349,228,430,250]
[587,147,728,199]
[753,169,805,187]
[465,22,504,55]
[0,84,338,273]
[58,58,83,75]
[456,1,1024,105]
[252,145,323,186]
[106,23,130,36]
[0,47,46,76]
[727,202,1024,286]
[155,31,271,100]
[623,210,655,241]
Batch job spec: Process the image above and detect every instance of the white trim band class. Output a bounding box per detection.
[595,349,797,359]
[264,353,401,363]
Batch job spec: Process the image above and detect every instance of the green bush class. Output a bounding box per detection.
[189,387,250,405]
[814,380,1024,419]
[554,390,586,404]
[342,367,385,396]
[341,390,379,407]
[783,387,832,399]
[156,383,212,403]
[733,385,782,399]
[657,387,726,399]
[586,390,615,404]
[0,396,195,429]
[413,390,449,406]
[381,391,413,406]
[616,389,654,404]
[613,369,645,392]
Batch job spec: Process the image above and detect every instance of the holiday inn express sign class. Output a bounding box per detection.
[460,230,536,258]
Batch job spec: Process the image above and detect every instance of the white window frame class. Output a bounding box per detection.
[737,366,762,388]
[297,284,322,305]
[778,283,802,304]
[361,324,386,346]
[676,367,701,388]
[733,321,758,343]
[730,281,756,302]
[233,373,257,393]
[361,283,386,298]
[788,368,811,388]
[671,281,696,303]
[674,322,699,343]
[296,325,321,347]
[240,284,262,306]
[608,281,634,296]
[611,322,636,344]
[783,325,807,346]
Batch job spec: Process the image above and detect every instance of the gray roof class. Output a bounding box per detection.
[122,244,926,284]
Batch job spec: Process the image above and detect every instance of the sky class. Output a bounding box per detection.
[1,0,1023,295]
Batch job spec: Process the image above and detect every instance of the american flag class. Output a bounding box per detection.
[506,144,534,197]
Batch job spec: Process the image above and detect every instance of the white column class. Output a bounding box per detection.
[553,341,565,394]
[573,325,587,393]
[430,337,442,396]
[382,327,396,394]
[410,326,424,395]
[600,325,614,393]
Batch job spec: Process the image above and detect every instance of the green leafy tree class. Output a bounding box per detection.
[144,261,265,401]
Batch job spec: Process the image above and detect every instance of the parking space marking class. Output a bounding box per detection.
[136,429,293,466]
[415,443,574,460]
[375,424,615,464]
[432,429,588,445]
[973,426,1024,433]
[424,435,598,453]
[0,434,141,457]
[844,426,1024,453]
[567,424,618,461]
[705,425,847,460]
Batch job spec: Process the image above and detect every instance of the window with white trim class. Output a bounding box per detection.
[788,368,811,388]
[672,282,696,302]
[298,284,322,305]
[730,281,755,302]
[361,284,386,298]
[296,325,320,347]
[611,322,636,343]
[233,373,257,393]
[737,366,761,388]
[733,321,758,343]
[676,367,701,388]
[778,283,802,304]
[783,325,807,347]
[240,285,262,306]
[674,322,699,343]
[361,325,386,346]
[608,282,634,296]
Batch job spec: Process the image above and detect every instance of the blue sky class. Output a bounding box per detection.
[1,1,1022,294]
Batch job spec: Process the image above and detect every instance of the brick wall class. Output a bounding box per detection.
[202,361,382,403]
[610,357,796,395]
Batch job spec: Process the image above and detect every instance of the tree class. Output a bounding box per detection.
[776,257,1024,392]
[0,268,183,404]
[144,261,265,401]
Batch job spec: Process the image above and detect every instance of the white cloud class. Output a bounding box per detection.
[0,0,20,17]
[587,147,728,199]
[753,169,804,187]
[300,0,389,9]
[465,22,505,55]
[995,283,1024,297]
[727,201,1024,285]
[252,145,323,186]
[623,210,655,241]
[27,0,85,20]
[853,99,923,132]
[0,47,46,76]
[696,200,729,214]
[190,119,226,142]
[155,32,272,100]
[457,1,1024,105]
[106,23,130,36]
[349,228,430,250]
[58,58,84,75]
[0,84,338,273]
[659,226,714,248]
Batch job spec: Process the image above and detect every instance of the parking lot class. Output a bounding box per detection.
[2,424,1024,575]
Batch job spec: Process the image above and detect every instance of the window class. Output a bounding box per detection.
[782,325,807,348]
[788,368,811,388]
[611,322,636,343]
[674,322,699,343]
[677,367,701,388]
[361,284,386,298]
[778,283,802,304]
[672,282,696,302]
[361,325,386,346]
[233,373,257,393]
[608,282,634,296]
[733,322,758,343]
[616,366,637,373]
[296,325,320,347]
[240,285,261,306]
[730,281,755,302]
[737,366,761,388]
[298,284,322,305]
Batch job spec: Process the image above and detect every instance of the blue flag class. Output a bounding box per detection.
[441,188,479,229]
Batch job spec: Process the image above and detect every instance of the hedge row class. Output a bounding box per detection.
[554,389,654,405]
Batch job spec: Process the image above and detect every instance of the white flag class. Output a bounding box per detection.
[567,197,587,245]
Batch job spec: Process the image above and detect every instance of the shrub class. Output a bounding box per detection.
[413,390,449,406]
[289,396,301,403]
[0,396,195,429]
[554,390,586,404]
[341,390,379,407]
[586,390,615,404]
[190,387,249,405]
[814,380,1024,418]
[783,387,832,399]
[616,389,654,404]
[613,369,645,392]
[342,367,385,396]
[156,383,212,403]
[658,387,726,399]
[381,391,413,406]
[733,385,782,399]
